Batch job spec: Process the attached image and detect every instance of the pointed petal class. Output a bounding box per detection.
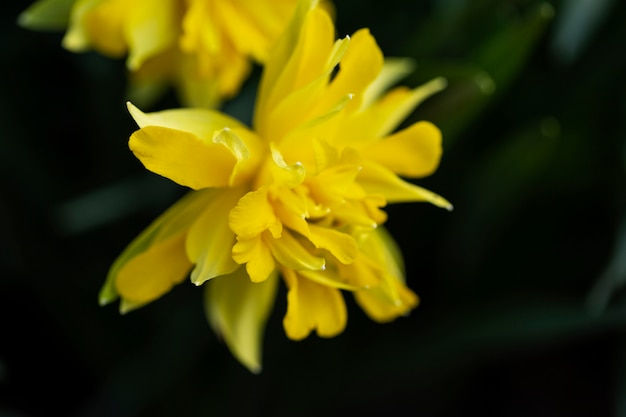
[127,102,245,137]
[282,269,346,340]
[358,160,453,209]
[360,121,443,178]
[205,267,279,373]
[362,57,415,108]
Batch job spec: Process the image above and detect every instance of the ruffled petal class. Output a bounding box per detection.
[205,267,279,373]
[282,269,346,340]
[232,235,276,283]
[229,188,282,239]
[360,121,443,178]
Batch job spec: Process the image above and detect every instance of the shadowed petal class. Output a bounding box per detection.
[205,267,279,373]
[187,188,246,286]
[100,189,214,306]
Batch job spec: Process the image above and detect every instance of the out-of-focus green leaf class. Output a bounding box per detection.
[450,116,560,274]
[17,0,75,31]
[408,61,496,147]
[408,2,555,147]
[473,3,555,91]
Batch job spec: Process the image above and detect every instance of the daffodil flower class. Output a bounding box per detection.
[99,0,451,372]
[19,0,328,107]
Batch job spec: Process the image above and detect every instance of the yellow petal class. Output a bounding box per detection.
[100,189,213,305]
[126,0,179,70]
[127,103,262,189]
[180,0,220,55]
[115,232,191,304]
[79,0,128,57]
[317,28,383,113]
[337,77,447,144]
[216,0,292,62]
[127,102,245,135]
[232,235,276,283]
[267,229,325,272]
[229,188,282,239]
[62,0,101,51]
[282,269,346,340]
[360,121,443,178]
[256,0,318,118]
[81,0,178,70]
[186,188,246,286]
[358,160,453,209]
[353,227,419,321]
[205,267,279,373]
[256,4,333,133]
[262,36,349,142]
[354,278,419,322]
[361,57,415,108]
[307,224,358,264]
[130,126,237,189]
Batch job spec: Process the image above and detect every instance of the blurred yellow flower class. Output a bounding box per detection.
[19,0,329,107]
[99,0,451,372]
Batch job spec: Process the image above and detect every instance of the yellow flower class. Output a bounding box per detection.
[99,0,451,372]
[19,0,328,107]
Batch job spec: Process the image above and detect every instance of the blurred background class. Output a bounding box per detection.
[1,0,626,416]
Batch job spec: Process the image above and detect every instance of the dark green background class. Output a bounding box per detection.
[2,0,626,416]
